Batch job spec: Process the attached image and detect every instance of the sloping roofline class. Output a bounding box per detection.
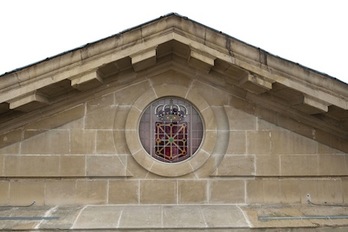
[0,12,347,152]
[1,12,346,86]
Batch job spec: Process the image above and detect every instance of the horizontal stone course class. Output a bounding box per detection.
[0,64,346,209]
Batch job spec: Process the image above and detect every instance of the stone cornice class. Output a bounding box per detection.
[0,14,347,146]
[0,14,347,110]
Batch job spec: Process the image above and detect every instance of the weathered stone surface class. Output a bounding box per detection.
[247,131,271,154]
[178,180,207,204]
[23,105,84,131]
[96,130,116,154]
[72,206,122,229]
[271,130,318,154]
[4,155,60,176]
[226,131,246,154]
[21,130,70,154]
[0,129,22,149]
[70,129,96,154]
[75,180,107,204]
[119,205,162,228]
[225,107,257,131]
[209,180,245,203]
[163,205,206,228]
[0,15,347,232]
[9,180,45,205]
[202,205,249,227]
[281,155,319,176]
[318,154,348,175]
[255,155,280,176]
[0,143,19,154]
[215,155,255,176]
[86,155,127,176]
[40,206,83,230]
[140,180,177,204]
[114,80,150,105]
[85,105,117,129]
[0,181,9,204]
[45,180,77,205]
[108,180,139,204]
[60,155,85,176]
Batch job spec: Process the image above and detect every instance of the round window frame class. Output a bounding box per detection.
[125,85,217,177]
[139,96,204,163]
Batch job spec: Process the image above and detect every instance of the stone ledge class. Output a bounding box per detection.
[1,204,348,230]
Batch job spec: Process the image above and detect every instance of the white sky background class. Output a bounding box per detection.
[1,0,347,84]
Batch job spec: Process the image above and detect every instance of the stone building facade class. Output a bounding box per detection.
[0,13,348,230]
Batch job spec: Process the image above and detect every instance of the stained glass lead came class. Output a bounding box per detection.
[139,97,203,163]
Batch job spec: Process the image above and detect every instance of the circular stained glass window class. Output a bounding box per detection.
[139,97,204,163]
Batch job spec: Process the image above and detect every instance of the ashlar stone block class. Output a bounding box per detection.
[108,180,139,204]
[318,154,348,175]
[140,180,177,204]
[149,70,192,87]
[4,155,60,177]
[126,154,149,178]
[96,131,116,154]
[60,155,86,176]
[9,180,45,205]
[281,155,319,176]
[70,129,96,154]
[163,205,206,228]
[0,129,22,149]
[0,155,3,175]
[316,179,343,204]
[153,84,188,99]
[114,80,150,105]
[85,105,117,129]
[0,143,19,155]
[209,179,245,203]
[0,181,9,204]
[45,180,77,205]
[72,206,122,229]
[86,155,127,177]
[246,179,264,203]
[271,130,318,154]
[216,155,255,176]
[225,106,257,131]
[342,178,348,204]
[247,131,271,154]
[201,205,249,227]
[189,81,230,106]
[87,92,114,111]
[113,106,130,130]
[226,131,246,154]
[280,179,301,203]
[119,205,162,228]
[255,155,280,176]
[263,179,281,203]
[113,130,129,154]
[20,130,69,154]
[76,180,107,204]
[178,180,207,204]
[24,104,84,131]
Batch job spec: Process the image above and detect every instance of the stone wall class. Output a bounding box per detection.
[0,66,347,206]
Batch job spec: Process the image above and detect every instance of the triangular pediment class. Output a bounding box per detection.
[0,13,347,152]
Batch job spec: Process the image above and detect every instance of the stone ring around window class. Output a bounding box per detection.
[125,87,217,177]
